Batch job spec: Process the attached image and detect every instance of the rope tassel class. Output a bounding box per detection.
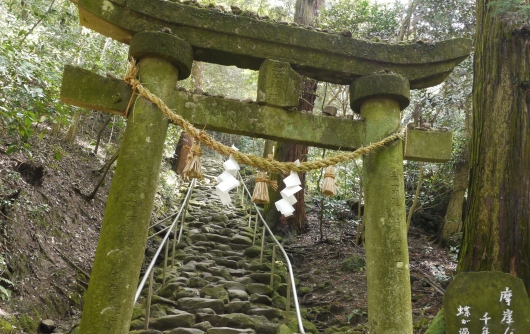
[182,142,203,179]
[252,171,278,204]
[322,166,337,196]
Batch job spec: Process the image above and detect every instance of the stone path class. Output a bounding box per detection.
[129,157,318,334]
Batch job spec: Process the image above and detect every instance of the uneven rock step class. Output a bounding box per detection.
[131,157,317,334]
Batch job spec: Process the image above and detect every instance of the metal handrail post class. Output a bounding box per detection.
[162,239,169,286]
[145,270,154,330]
[270,244,276,287]
[260,227,266,264]
[252,213,259,246]
[286,273,291,324]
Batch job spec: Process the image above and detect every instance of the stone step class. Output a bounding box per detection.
[131,157,315,334]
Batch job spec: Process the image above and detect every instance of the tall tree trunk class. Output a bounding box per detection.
[262,140,275,158]
[458,1,530,294]
[172,61,203,176]
[437,161,469,244]
[264,0,321,233]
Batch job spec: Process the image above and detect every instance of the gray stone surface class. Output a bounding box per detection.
[444,271,530,333]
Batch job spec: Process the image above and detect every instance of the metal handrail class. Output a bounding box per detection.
[239,177,306,334]
[149,212,178,229]
[134,178,196,304]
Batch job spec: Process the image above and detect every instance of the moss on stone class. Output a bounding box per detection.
[404,129,452,162]
[78,0,471,88]
[276,324,293,334]
[257,60,302,108]
[350,73,410,113]
[78,58,179,334]
[360,97,413,333]
[287,318,318,334]
[129,32,193,80]
[60,66,366,151]
[424,309,445,334]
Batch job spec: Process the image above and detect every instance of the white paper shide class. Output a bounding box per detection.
[215,145,240,205]
[275,160,302,217]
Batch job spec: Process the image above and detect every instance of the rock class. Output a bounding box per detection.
[129,319,148,331]
[151,295,178,307]
[287,318,318,334]
[129,330,162,334]
[166,328,205,334]
[340,30,352,37]
[207,328,256,334]
[39,319,56,333]
[227,289,249,300]
[176,288,200,299]
[196,313,222,326]
[249,294,272,305]
[272,295,287,309]
[216,258,239,269]
[200,285,230,303]
[178,298,225,314]
[159,282,187,299]
[189,277,208,288]
[216,313,255,328]
[211,214,228,223]
[231,235,252,245]
[224,282,246,291]
[205,233,230,244]
[275,324,292,334]
[193,321,213,331]
[274,284,288,296]
[149,313,196,331]
[254,321,279,334]
[248,308,282,320]
[249,274,281,286]
[225,301,251,314]
[246,282,274,296]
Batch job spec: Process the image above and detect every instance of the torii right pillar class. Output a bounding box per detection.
[351,73,413,333]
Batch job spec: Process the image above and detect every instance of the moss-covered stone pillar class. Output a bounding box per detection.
[79,32,192,334]
[350,74,412,333]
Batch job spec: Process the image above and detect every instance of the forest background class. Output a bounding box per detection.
[1,0,518,332]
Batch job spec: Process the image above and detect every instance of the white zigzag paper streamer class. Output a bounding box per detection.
[215,145,240,206]
[275,159,301,217]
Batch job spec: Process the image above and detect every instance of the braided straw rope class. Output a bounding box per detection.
[124,59,405,174]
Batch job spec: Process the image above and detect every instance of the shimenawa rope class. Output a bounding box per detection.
[124,59,405,174]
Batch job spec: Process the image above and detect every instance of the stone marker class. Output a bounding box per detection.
[444,271,530,334]
[257,59,302,108]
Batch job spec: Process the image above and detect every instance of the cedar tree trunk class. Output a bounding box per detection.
[458,1,530,294]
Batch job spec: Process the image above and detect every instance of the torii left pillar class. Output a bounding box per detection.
[79,32,193,334]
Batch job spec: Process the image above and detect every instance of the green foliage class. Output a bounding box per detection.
[0,0,127,153]
[321,0,403,39]
[0,254,13,301]
[488,0,530,21]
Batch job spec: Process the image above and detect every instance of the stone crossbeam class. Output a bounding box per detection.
[60,65,452,161]
[77,0,471,88]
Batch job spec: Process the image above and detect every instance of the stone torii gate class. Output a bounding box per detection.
[61,1,471,333]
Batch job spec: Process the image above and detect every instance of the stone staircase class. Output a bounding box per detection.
[129,158,318,334]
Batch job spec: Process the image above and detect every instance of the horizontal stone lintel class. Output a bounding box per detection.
[77,0,471,88]
[60,66,452,162]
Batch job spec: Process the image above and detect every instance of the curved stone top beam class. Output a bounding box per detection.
[78,0,471,89]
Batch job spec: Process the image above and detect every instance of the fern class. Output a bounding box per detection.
[0,277,13,301]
